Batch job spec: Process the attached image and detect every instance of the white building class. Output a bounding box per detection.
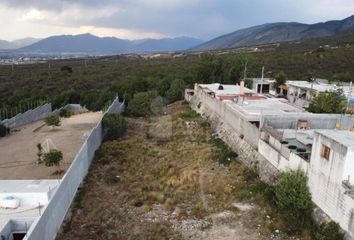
[287,80,353,108]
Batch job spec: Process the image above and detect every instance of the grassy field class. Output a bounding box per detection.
[56,102,314,240]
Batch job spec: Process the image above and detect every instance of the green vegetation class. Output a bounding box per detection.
[274,70,287,87]
[179,109,200,119]
[44,115,61,127]
[315,221,344,240]
[127,91,164,117]
[211,138,238,165]
[274,170,313,232]
[36,143,43,164]
[102,114,127,140]
[166,78,186,103]
[0,123,7,137]
[307,90,347,114]
[43,149,63,167]
[59,108,72,118]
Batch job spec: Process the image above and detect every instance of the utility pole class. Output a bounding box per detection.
[260,66,265,94]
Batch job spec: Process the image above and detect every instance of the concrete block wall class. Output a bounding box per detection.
[23,97,125,240]
[2,104,52,129]
[188,88,278,183]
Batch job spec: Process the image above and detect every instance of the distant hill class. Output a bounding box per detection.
[192,15,354,51]
[0,38,40,50]
[18,33,204,54]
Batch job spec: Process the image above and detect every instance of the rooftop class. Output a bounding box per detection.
[199,83,255,96]
[316,130,354,147]
[287,80,352,96]
[225,97,304,122]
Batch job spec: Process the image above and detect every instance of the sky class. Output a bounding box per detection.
[1,0,354,41]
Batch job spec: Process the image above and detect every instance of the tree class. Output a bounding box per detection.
[274,71,287,87]
[127,91,162,117]
[44,115,61,127]
[103,114,127,140]
[166,79,186,103]
[36,143,43,164]
[307,90,347,114]
[275,170,313,231]
[194,54,225,84]
[0,123,7,137]
[43,149,63,167]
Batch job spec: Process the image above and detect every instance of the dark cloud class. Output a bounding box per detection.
[1,0,354,40]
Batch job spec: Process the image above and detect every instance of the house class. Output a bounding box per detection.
[287,80,352,108]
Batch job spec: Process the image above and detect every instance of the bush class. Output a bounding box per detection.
[127,91,163,117]
[44,115,61,127]
[166,79,186,103]
[179,109,199,119]
[315,221,344,240]
[59,108,71,118]
[43,149,63,167]
[275,170,313,231]
[103,114,127,140]
[0,123,7,137]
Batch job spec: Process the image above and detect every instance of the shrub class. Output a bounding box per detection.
[43,149,63,167]
[275,170,313,231]
[59,108,71,118]
[127,91,163,117]
[211,138,238,165]
[37,143,43,164]
[166,79,186,103]
[60,65,73,74]
[314,221,344,240]
[103,114,127,140]
[0,123,7,137]
[179,109,199,119]
[44,115,61,127]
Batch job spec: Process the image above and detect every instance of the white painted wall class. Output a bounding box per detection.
[22,98,125,240]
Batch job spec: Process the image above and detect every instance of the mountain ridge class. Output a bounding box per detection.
[17,33,203,54]
[191,15,354,51]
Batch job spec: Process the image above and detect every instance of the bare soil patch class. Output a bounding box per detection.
[0,112,102,179]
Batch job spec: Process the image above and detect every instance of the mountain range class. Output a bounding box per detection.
[9,34,203,54]
[0,38,40,50]
[192,15,354,51]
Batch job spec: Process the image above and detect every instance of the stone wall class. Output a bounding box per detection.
[187,88,278,183]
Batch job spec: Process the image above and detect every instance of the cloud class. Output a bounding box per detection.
[1,0,354,41]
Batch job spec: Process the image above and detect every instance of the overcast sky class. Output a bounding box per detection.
[1,0,354,41]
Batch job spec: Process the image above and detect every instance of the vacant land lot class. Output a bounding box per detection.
[57,102,298,240]
[0,112,102,179]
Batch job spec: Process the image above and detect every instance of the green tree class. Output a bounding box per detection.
[166,79,186,103]
[194,54,225,84]
[274,71,287,87]
[307,90,347,114]
[36,143,43,164]
[43,149,63,167]
[102,114,127,140]
[0,123,7,137]
[275,170,313,231]
[127,91,162,117]
[44,115,61,127]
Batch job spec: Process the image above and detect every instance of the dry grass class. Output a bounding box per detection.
[57,102,293,240]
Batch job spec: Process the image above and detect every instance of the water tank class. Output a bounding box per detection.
[0,196,20,209]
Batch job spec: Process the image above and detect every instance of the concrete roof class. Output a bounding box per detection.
[287,81,352,97]
[0,180,59,193]
[225,98,304,122]
[199,83,255,96]
[316,130,354,147]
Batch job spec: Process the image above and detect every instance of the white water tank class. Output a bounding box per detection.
[0,196,20,209]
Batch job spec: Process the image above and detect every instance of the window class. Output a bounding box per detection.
[321,145,331,160]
